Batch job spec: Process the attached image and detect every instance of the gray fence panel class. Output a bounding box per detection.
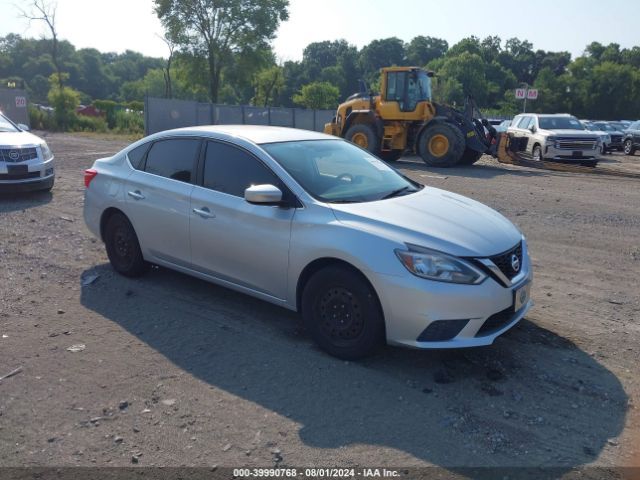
[196,103,213,126]
[244,106,269,126]
[215,105,244,125]
[145,97,198,135]
[314,110,334,132]
[293,108,315,131]
[0,88,29,126]
[269,108,293,127]
[145,97,337,135]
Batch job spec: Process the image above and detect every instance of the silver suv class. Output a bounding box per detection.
[0,111,55,192]
[507,113,601,166]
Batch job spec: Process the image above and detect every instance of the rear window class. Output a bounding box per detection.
[127,143,149,170]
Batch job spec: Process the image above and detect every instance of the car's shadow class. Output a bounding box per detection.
[395,156,560,181]
[0,189,53,213]
[80,264,627,476]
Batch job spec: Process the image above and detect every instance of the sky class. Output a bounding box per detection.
[0,0,639,61]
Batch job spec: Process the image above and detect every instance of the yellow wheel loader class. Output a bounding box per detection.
[324,66,491,167]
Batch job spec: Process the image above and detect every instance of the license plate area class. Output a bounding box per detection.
[572,150,582,157]
[514,281,531,311]
[7,164,28,174]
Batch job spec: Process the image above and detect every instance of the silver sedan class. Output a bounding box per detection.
[83,125,532,359]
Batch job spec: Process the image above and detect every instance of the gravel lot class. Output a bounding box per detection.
[0,132,639,476]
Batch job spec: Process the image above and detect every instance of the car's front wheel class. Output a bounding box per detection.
[302,266,385,359]
[624,139,636,156]
[532,144,543,161]
[104,212,149,277]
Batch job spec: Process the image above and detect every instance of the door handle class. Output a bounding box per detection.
[127,190,145,200]
[193,207,215,219]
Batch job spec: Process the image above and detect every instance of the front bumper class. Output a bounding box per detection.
[543,145,599,161]
[0,157,55,192]
[371,243,533,349]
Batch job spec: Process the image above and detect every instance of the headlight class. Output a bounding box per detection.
[395,245,487,284]
[546,136,557,143]
[39,142,54,161]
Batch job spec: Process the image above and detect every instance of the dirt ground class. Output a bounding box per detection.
[1,132,639,477]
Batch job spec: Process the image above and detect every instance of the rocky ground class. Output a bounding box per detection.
[0,132,639,477]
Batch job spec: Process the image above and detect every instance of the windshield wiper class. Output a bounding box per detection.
[381,186,417,200]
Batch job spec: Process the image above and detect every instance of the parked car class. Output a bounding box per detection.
[581,121,611,154]
[507,114,601,166]
[0,111,54,192]
[495,120,512,133]
[592,121,625,152]
[623,120,640,156]
[83,125,532,359]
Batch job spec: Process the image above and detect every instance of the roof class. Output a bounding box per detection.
[162,125,334,145]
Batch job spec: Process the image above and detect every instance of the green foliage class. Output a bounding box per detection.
[252,66,284,106]
[47,74,80,131]
[293,82,339,109]
[154,0,289,102]
[114,110,144,134]
[74,115,108,133]
[28,104,56,130]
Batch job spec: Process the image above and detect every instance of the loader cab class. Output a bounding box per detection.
[381,68,432,113]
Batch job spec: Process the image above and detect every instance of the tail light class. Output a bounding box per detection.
[84,168,98,188]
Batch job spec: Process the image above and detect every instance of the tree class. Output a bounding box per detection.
[154,0,289,103]
[252,65,283,106]
[20,0,64,89]
[46,73,79,130]
[358,37,406,83]
[158,34,176,98]
[406,36,448,67]
[292,82,339,109]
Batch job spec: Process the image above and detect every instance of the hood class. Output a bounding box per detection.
[542,129,599,137]
[0,130,45,147]
[330,187,522,257]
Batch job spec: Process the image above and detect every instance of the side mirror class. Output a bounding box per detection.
[17,123,30,131]
[244,184,283,205]
[529,125,536,133]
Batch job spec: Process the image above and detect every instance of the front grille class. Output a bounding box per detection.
[0,171,40,180]
[489,242,522,281]
[476,307,514,337]
[611,135,622,143]
[555,137,598,150]
[0,147,38,163]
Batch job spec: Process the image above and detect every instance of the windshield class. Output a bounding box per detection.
[594,122,615,132]
[262,139,421,203]
[0,113,19,133]
[538,116,584,130]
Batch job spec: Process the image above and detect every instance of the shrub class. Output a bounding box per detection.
[28,105,56,131]
[73,115,108,133]
[114,110,144,134]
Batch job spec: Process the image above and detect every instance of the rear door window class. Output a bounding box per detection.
[144,138,200,183]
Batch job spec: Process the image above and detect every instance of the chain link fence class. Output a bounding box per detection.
[0,88,30,126]
[144,97,335,136]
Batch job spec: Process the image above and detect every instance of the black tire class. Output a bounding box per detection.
[418,122,465,167]
[532,144,543,162]
[458,148,483,165]
[301,266,385,360]
[623,139,635,156]
[104,212,149,277]
[345,124,380,157]
[380,150,403,162]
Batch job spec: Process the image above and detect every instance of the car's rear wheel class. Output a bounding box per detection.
[104,212,149,277]
[302,266,385,359]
